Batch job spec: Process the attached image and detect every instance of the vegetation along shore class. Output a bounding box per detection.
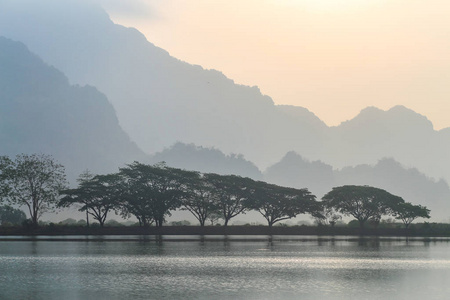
[0,153,432,235]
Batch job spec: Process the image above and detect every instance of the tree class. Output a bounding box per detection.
[391,202,430,228]
[322,185,404,229]
[59,173,123,227]
[0,205,26,225]
[77,170,95,227]
[246,181,319,227]
[207,212,223,226]
[182,174,218,227]
[207,173,254,226]
[0,154,67,227]
[0,157,12,201]
[119,162,191,227]
[314,207,342,227]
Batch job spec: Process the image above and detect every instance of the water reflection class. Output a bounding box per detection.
[1,237,450,300]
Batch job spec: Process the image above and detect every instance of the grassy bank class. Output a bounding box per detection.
[1,223,450,237]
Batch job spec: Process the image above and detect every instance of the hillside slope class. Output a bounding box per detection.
[0,37,146,181]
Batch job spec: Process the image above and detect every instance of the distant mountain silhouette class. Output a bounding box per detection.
[0,37,264,183]
[0,37,146,181]
[1,35,447,222]
[0,0,327,169]
[1,0,450,186]
[150,142,262,180]
[276,105,328,130]
[325,106,450,182]
[265,152,450,221]
[264,151,334,198]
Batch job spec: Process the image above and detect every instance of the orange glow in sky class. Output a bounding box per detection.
[103,0,450,129]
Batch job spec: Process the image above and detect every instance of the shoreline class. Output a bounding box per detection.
[1,234,450,242]
[1,225,449,238]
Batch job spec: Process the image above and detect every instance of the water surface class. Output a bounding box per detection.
[0,236,449,300]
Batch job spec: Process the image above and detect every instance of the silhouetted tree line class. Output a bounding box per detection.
[0,154,430,229]
[58,162,321,228]
[59,162,430,229]
[0,205,26,226]
[320,185,430,228]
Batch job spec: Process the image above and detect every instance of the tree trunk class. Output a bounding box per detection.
[156,218,164,227]
[32,200,39,228]
[31,214,38,228]
[358,219,365,229]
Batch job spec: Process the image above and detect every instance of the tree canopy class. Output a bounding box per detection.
[322,185,404,228]
[247,181,319,227]
[0,154,428,229]
[391,202,430,228]
[59,173,123,227]
[119,162,196,227]
[0,154,67,227]
[207,174,253,226]
[0,205,26,226]
[181,173,218,227]
[314,207,342,227]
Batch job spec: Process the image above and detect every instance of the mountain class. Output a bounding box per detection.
[325,106,449,182]
[335,158,450,221]
[264,153,450,221]
[1,34,447,222]
[264,151,334,198]
[0,37,146,181]
[1,0,450,185]
[0,0,327,169]
[150,142,262,180]
[0,36,264,183]
[276,105,328,130]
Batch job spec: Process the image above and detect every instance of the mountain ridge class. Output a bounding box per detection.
[0,0,327,170]
[0,37,447,220]
[0,36,147,181]
[1,0,450,185]
[264,152,450,221]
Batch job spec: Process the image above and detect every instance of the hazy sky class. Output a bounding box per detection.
[100,0,450,129]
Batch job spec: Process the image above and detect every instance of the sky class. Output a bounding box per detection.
[100,0,450,129]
